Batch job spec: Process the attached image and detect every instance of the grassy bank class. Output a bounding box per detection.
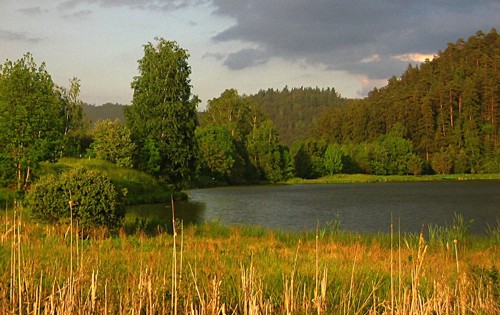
[0,206,498,314]
[285,173,500,184]
[39,158,184,205]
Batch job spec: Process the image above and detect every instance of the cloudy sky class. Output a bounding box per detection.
[1,1,498,109]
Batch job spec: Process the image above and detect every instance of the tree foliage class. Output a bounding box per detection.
[291,139,328,179]
[313,29,499,174]
[0,53,65,190]
[58,77,88,157]
[324,143,344,175]
[246,120,287,182]
[26,167,124,230]
[250,86,349,145]
[90,119,135,168]
[125,38,199,189]
[196,125,237,180]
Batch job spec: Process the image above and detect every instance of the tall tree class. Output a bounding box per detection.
[324,143,344,175]
[196,125,237,181]
[0,53,65,190]
[58,77,87,157]
[202,89,253,141]
[125,38,199,189]
[246,120,287,182]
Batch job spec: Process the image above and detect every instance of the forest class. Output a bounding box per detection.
[190,29,500,183]
[1,30,498,192]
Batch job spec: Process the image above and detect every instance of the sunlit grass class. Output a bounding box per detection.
[286,173,500,184]
[1,206,498,314]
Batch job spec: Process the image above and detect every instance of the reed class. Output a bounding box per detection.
[0,206,498,314]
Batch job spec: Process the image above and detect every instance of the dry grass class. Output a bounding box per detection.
[0,204,498,314]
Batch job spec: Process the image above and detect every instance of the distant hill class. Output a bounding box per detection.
[82,103,126,125]
[248,87,351,145]
[314,29,499,167]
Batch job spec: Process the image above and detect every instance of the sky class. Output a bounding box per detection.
[1,1,498,110]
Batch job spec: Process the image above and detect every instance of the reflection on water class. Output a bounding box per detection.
[126,181,500,234]
[125,201,206,233]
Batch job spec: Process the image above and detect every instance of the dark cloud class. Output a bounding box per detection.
[209,0,500,78]
[223,48,269,69]
[0,30,43,43]
[18,7,45,16]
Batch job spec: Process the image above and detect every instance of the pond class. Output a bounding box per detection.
[126,180,500,234]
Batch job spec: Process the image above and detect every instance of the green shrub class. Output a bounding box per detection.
[26,167,124,230]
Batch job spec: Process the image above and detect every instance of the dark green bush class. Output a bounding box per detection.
[26,167,124,230]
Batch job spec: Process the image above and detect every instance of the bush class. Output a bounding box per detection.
[26,167,124,230]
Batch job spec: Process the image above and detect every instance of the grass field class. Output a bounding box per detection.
[0,205,498,314]
[285,173,500,184]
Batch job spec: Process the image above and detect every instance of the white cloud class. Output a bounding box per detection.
[392,53,435,63]
[360,54,381,64]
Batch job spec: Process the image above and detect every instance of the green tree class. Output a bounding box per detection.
[90,119,135,168]
[431,149,453,174]
[292,139,327,179]
[324,143,344,175]
[125,38,199,189]
[246,120,286,182]
[377,134,416,175]
[200,89,269,183]
[58,77,87,157]
[202,89,255,141]
[0,53,65,190]
[196,125,237,180]
[246,120,281,182]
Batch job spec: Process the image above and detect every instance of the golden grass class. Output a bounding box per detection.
[0,204,499,314]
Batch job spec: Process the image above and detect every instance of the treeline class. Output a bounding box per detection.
[314,29,499,174]
[1,31,498,193]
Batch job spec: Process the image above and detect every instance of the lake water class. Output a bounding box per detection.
[127,181,500,235]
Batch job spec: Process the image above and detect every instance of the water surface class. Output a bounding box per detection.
[128,181,500,234]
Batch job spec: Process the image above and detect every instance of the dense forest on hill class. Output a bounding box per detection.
[314,29,499,173]
[249,87,350,145]
[81,102,126,125]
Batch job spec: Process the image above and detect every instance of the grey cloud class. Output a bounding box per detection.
[223,48,269,70]
[62,9,93,18]
[18,7,45,16]
[58,0,208,11]
[0,30,43,43]
[209,0,500,79]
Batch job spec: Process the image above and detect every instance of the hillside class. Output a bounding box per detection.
[314,29,499,170]
[249,86,351,145]
[82,102,126,125]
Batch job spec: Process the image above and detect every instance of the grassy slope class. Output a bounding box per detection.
[40,158,182,205]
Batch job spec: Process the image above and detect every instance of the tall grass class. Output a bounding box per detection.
[0,205,499,314]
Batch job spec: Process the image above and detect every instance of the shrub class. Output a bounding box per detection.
[26,167,124,230]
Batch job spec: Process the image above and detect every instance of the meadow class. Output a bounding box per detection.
[0,203,498,314]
